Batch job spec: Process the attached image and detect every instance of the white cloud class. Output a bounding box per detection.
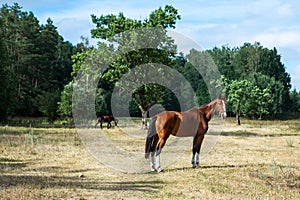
[277,3,293,16]
[252,32,299,50]
[247,30,300,51]
[32,0,165,44]
[55,17,96,45]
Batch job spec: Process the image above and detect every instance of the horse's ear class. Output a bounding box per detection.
[218,94,226,100]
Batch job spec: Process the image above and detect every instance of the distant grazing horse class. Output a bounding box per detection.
[145,97,226,172]
[95,115,118,129]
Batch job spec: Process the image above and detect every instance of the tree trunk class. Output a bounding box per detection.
[140,108,148,130]
[259,113,262,120]
[236,110,241,125]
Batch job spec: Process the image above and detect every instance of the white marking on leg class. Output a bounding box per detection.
[195,152,200,168]
[191,153,196,167]
[155,148,163,172]
[150,151,155,171]
[156,154,163,172]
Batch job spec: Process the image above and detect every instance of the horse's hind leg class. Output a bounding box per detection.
[149,135,159,171]
[150,151,156,171]
[155,145,163,172]
[155,137,168,172]
[107,122,111,129]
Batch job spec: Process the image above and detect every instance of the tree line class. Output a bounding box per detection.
[209,43,299,123]
[0,4,299,124]
[0,3,87,122]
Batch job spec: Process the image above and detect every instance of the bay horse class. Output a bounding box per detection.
[145,97,226,172]
[95,115,118,129]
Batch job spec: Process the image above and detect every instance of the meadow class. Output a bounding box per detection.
[0,118,300,199]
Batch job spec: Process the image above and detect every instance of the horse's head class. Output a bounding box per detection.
[215,97,227,119]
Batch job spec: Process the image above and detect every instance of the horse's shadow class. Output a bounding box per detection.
[166,164,249,172]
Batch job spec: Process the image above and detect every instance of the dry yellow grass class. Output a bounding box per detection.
[0,118,300,199]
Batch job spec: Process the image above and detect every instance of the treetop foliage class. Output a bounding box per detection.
[90,5,181,40]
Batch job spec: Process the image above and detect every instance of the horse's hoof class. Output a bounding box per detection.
[150,166,156,172]
[192,164,200,168]
[156,167,164,173]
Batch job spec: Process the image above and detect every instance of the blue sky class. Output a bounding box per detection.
[3,0,300,90]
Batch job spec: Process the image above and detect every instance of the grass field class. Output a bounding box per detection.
[1,118,300,199]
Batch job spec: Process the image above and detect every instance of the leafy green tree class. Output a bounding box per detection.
[224,79,250,125]
[0,3,74,120]
[57,82,73,117]
[233,42,291,113]
[179,60,208,105]
[57,38,94,119]
[208,45,236,80]
[95,88,108,116]
[251,73,282,116]
[87,5,181,128]
[211,42,292,117]
[128,99,141,117]
[243,85,273,119]
[38,90,61,123]
[222,76,273,124]
[289,89,299,113]
[259,46,291,111]
[185,48,223,104]
[0,3,41,116]
[233,42,263,79]
[0,15,17,121]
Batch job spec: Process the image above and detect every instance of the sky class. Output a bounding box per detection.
[3,0,300,90]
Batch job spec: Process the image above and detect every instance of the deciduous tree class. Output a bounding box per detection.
[88,5,181,128]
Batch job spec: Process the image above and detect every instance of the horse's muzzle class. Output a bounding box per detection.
[221,112,227,119]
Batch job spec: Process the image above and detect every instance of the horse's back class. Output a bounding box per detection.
[155,108,200,137]
[100,115,114,122]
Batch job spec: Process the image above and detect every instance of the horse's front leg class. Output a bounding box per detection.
[192,133,204,168]
[108,121,112,129]
[191,153,196,168]
[100,121,103,129]
[191,151,200,168]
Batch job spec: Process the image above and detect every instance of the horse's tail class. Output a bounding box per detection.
[145,116,157,159]
[95,117,100,128]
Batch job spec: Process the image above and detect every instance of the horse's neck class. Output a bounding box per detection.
[200,101,216,121]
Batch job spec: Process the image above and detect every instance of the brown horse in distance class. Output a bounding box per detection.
[145,97,227,172]
[95,115,118,129]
